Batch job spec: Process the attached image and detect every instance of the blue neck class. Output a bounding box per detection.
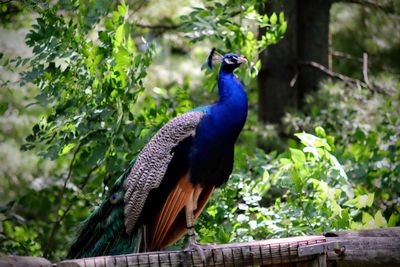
[217,69,248,109]
[218,70,240,101]
[211,69,248,141]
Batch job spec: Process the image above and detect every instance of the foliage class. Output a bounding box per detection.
[198,127,399,243]
[283,82,400,217]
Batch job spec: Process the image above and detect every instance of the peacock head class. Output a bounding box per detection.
[207,48,247,73]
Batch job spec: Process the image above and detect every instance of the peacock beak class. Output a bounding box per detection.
[237,56,247,65]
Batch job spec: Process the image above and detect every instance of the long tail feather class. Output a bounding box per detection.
[68,165,140,259]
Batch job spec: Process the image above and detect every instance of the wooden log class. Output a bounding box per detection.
[326,227,400,267]
[57,235,326,267]
[325,226,400,237]
[0,256,52,267]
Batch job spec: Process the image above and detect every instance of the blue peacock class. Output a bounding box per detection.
[68,48,248,259]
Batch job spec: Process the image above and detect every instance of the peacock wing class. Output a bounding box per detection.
[123,111,206,234]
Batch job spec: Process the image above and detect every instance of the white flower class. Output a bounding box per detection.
[237,214,248,223]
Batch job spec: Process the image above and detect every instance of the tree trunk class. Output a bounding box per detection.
[258,0,331,124]
[258,0,298,124]
[297,0,331,99]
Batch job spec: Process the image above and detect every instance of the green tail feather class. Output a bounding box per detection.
[68,163,141,259]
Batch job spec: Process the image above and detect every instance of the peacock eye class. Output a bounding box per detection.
[110,193,119,204]
[224,58,234,64]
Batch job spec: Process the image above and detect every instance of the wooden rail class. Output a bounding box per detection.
[58,235,328,267]
[1,227,399,267]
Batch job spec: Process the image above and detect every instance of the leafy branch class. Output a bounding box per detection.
[18,1,159,258]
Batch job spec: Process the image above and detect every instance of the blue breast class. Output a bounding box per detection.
[188,69,248,186]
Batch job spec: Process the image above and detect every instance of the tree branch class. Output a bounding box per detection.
[47,163,100,250]
[362,52,370,85]
[298,61,393,95]
[333,0,395,14]
[332,50,363,63]
[45,142,83,257]
[134,23,181,31]
[132,8,242,33]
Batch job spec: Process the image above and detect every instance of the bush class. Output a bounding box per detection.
[199,125,399,244]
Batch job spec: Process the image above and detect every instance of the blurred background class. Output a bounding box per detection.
[0,0,399,260]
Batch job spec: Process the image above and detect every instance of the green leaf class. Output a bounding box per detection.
[362,212,375,229]
[0,102,8,115]
[104,18,114,30]
[327,153,348,181]
[115,46,131,68]
[216,226,231,243]
[115,24,125,45]
[279,21,287,35]
[279,157,292,165]
[366,193,375,207]
[127,36,136,53]
[289,148,305,164]
[351,221,363,230]
[303,146,319,160]
[270,13,277,25]
[279,12,285,24]
[60,143,76,156]
[118,0,128,16]
[374,210,387,227]
[262,14,269,25]
[312,179,335,201]
[295,132,331,150]
[388,213,399,227]
[290,168,303,193]
[345,193,374,209]
[315,126,326,138]
[331,200,342,217]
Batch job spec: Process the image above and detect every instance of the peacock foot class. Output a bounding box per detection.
[183,238,214,264]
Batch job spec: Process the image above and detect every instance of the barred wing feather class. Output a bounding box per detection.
[123,111,205,234]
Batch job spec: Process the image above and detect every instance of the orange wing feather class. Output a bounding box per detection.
[147,173,193,250]
[147,174,214,250]
[159,185,214,248]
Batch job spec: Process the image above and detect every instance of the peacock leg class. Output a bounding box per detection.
[134,226,143,253]
[143,225,148,252]
[184,186,213,263]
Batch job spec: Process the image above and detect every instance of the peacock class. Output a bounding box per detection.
[68,48,248,259]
